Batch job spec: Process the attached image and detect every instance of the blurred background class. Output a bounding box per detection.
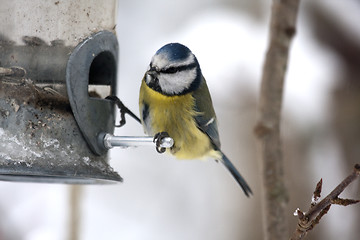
[1,0,360,239]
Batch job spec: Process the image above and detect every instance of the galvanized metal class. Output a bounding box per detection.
[0,31,122,183]
[0,40,72,84]
[0,1,122,183]
[0,78,122,183]
[102,134,174,149]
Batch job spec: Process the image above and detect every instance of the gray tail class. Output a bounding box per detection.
[219,151,252,197]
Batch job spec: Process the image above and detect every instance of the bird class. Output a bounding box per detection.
[139,43,252,196]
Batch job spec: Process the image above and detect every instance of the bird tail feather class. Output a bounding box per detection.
[219,151,252,197]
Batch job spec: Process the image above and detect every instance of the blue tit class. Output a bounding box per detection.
[139,43,252,196]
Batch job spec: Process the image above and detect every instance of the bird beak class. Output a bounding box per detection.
[146,70,156,77]
[145,70,157,84]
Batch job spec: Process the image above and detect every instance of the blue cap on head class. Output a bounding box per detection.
[155,43,191,62]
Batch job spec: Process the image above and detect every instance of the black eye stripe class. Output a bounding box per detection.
[161,66,177,74]
[160,62,198,74]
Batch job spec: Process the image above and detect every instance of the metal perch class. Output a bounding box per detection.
[103,134,174,149]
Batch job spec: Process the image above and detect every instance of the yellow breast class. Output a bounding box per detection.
[140,81,218,160]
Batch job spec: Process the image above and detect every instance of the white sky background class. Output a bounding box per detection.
[0,0,360,239]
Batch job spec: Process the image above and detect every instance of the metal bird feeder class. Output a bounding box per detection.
[0,1,122,183]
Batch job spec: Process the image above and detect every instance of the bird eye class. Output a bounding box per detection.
[148,66,159,73]
[162,67,178,74]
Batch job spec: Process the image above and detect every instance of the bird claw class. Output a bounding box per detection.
[105,96,141,127]
[153,132,170,154]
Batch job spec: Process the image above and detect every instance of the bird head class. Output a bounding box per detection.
[145,43,202,96]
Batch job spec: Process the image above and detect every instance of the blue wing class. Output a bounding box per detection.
[192,76,221,149]
[193,76,252,196]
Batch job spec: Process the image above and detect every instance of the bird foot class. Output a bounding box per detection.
[153,132,170,153]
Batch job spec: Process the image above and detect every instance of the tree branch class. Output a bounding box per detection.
[254,0,300,239]
[290,164,360,240]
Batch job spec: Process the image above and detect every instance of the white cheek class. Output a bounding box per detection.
[159,69,197,94]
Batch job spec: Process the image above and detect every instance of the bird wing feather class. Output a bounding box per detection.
[192,76,221,149]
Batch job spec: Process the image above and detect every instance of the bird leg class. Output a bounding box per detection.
[106,96,141,127]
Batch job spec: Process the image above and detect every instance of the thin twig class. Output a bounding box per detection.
[254,0,300,240]
[312,178,322,207]
[68,185,82,240]
[290,164,360,240]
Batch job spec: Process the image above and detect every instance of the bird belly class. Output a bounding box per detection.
[157,112,214,159]
[141,83,216,160]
